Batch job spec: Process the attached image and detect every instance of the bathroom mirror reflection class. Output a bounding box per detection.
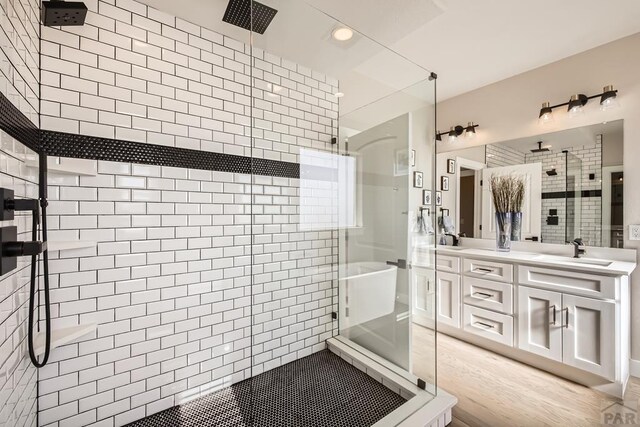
[437,119,623,248]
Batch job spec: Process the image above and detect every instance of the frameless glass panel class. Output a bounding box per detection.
[250,0,437,424]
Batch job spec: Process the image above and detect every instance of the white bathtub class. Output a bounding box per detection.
[338,262,398,329]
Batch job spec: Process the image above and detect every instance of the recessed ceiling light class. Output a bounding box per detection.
[334,92,345,98]
[332,27,353,41]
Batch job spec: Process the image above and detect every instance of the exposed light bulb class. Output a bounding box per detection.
[567,94,587,118]
[448,126,457,143]
[464,122,476,139]
[568,105,584,118]
[600,85,619,111]
[538,101,554,124]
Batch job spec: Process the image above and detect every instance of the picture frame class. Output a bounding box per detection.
[394,149,409,176]
[413,171,423,188]
[423,190,432,205]
[441,176,450,191]
[435,191,442,206]
[447,159,456,174]
[410,149,416,167]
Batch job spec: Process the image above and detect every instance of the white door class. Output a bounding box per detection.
[481,163,542,241]
[436,271,460,328]
[518,286,563,362]
[413,266,435,328]
[563,294,616,380]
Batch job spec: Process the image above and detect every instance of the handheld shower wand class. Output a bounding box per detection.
[0,153,51,367]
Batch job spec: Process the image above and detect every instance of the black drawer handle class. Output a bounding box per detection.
[474,267,493,273]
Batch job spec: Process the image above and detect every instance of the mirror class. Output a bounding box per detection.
[436,119,624,248]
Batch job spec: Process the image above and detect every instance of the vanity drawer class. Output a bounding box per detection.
[464,276,513,314]
[463,258,513,283]
[437,254,460,273]
[463,305,514,347]
[518,265,616,300]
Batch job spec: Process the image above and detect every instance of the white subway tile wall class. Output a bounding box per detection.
[41,163,336,426]
[487,142,603,245]
[0,0,39,125]
[524,141,602,245]
[0,0,40,425]
[485,144,525,168]
[40,0,339,162]
[0,134,39,427]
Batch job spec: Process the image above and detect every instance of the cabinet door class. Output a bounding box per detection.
[562,294,615,380]
[518,286,563,362]
[436,272,460,328]
[413,266,435,329]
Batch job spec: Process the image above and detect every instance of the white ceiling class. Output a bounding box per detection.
[139,0,640,113]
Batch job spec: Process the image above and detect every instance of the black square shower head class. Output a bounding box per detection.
[42,1,88,27]
[223,0,278,34]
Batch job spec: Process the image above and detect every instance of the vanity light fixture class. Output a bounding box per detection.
[538,85,619,121]
[436,123,479,142]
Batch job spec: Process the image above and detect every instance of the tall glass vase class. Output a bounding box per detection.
[495,212,512,252]
[511,212,523,242]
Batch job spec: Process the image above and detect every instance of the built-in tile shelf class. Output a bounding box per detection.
[47,240,97,252]
[26,156,97,176]
[33,323,97,356]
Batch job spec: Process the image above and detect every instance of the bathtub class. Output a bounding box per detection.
[338,262,398,329]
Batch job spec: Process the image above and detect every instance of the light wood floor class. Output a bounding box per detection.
[411,325,640,427]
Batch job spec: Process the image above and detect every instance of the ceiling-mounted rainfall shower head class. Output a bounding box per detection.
[531,141,550,153]
[42,1,88,26]
[222,0,277,34]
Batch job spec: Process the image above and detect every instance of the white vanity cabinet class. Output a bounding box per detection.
[433,248,633,397]
[518,287,616,380]
[436,271,460,328]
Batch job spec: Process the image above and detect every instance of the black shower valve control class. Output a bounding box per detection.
[0,226,46,276]
[0,188,40,221]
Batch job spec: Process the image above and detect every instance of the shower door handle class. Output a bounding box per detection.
[386,259,407,269]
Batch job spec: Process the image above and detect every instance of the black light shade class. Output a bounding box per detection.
[600,85,618,106]
[567,94,588,112]
[539,101,552,118]
[464,122,477,137]
[546,169,558,176]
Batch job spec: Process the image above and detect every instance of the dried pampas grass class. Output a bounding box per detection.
[490,175,526,213]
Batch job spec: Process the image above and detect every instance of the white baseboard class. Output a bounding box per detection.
[630,359,640,378]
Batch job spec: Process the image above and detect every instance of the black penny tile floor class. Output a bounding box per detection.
[125,349,406,427]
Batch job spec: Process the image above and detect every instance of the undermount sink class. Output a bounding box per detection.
[539,255,613,267]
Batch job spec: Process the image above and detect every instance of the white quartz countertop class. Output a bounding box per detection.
[436,246,637,276]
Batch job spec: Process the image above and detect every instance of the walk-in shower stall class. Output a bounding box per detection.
[0,0,445,425]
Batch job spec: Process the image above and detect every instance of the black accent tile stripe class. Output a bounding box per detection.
[40,130,300,178]
[1,90,302,178]
[125,349,406,427]
[542,190,602,199]
[0,92,40,153]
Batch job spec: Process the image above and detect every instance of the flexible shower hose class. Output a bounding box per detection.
[27,155,51,368]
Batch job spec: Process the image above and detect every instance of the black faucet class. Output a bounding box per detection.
[571,238,586,258]
[445,233,459,247]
